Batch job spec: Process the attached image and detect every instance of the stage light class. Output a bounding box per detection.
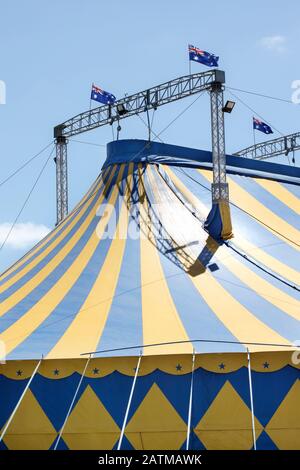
[222,100,235,113]
[117,104,127,116]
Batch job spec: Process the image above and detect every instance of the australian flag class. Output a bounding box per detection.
[188,45,219,67]
[253,117,273,134]
[91,84,116,105]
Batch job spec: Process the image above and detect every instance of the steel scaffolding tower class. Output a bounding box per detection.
[55,135,68,225]
[209,80,228,203]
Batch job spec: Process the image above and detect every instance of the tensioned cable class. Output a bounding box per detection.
[0,141,53,188]
[226,86,294,105]
[156,91,205,138]
[60,91,206,217]
[155,165,300,295]
[224,241,300,292]
[175,167,300,292]
[5,250,299,350]
[136,113,164,143]
[178,167,300,249]
[136,91,206,143]
[227,88,292,166]
[0,145,55,253]
[0,165,105,281]
[227,89,284,137]
[69,138,106,148]
[0,86,291,189]
[150,106,156,132]
[4,166,299,346]
[81,337,299,356]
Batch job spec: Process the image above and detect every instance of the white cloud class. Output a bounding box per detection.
[259,35,287,53]
[0,222,50,249]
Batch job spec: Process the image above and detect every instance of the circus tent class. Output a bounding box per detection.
[0,139,300,450]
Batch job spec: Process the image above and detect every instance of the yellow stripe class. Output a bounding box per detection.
[148,166,292,351]
[218,200,233,240]
[217,246,300,321]
[47,168,133,358]
[0,175,104,294]
[139,166,191,355]
[158,167,299,319]
[0,168,117,315]
[254,178,300,216]
[190,266,292,352]
[0,167,110,287]
[70,169,103,212]
[163,166,208,219]
[165,166,300,286]
[148,166,194,258]
[199,169,300,251]
[232,238,300,287]
[0,166,125,355]
[148,165,207,273]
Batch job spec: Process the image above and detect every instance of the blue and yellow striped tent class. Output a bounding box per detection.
[0,139,300,450]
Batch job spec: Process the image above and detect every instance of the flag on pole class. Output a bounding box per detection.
[91,84,116,105]
[188,45,219,67]
[253,117,273,134]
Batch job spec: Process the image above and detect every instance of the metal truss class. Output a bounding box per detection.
[210,82,229,202]
[55,136,68,225]
[53,69,226,221]
[234,131,300,160]
[54,70,225,138]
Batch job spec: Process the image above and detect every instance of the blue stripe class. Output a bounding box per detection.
[213,260,300,342]
[173,167,300,272]
[105,139,300,184]
[96,166,143,356]
[159,249,245,353]
[227,243,300,300]
[0,169,113,299]
[229,204,300,272]
[142,165,187,272]
[231,175,300,230]
[7,167,129,359]
[283,182,300,198]
[143,165,244,353]
[0,172,106,286]
[0,167,121,334]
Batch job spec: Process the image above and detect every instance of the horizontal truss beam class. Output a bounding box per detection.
[54,70,225,138]
[234,131,300,160]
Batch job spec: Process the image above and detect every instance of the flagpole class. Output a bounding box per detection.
[253,118,257,159]
[188,46,191,75]
[89,83,93,112]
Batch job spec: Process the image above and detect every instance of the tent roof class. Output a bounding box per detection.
[1,140,299,359]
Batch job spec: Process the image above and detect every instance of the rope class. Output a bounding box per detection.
[0,141,53,188]
[117,352,142,450]
[53,355,92,450]
[247,348,257,451]
[0,357,43,443]
[225,242,300,292]
[178,167,300,249]
[69,139,106,148]
[227,89,284,137]
[173,167,300,292]
[0,145,55,254]
[81,338,298,357]
[136,113,164,142]
[156,91,205,138]
[186,349,196,450]
[226,86,294,105]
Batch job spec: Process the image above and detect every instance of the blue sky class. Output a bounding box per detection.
[0,0,299,271]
